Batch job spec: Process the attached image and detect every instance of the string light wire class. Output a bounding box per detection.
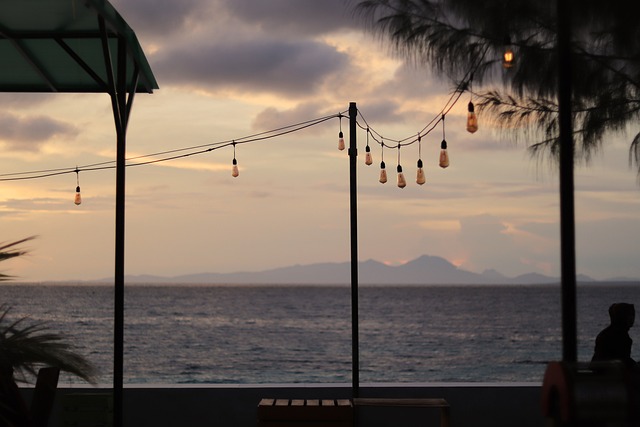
[0,44,490,185]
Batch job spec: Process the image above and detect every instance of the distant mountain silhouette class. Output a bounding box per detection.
[113,254,622,285]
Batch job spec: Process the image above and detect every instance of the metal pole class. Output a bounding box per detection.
[348,102,360,397]
[557,0,577,362]
[99,23,131,427]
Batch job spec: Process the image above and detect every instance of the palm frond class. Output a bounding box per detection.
[0,305,97,384]
[0,236,36,281]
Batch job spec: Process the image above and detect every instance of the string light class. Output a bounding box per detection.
[467,101,478,133]
[338,114,345,151]
[231,142,239,177]
[1,44,489,191]
[416,136,426,185]
[466,77,478,133]
[74,167,82,205]
[379,141,387,184]
[503,37,514,69]
[439,115,450,169]
[396,145,406,189]
[364,128,373,166]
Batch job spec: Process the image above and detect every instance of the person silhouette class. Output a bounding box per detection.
[592,302,637,369]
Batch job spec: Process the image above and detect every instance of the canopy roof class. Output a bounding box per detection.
[0,0,158,93]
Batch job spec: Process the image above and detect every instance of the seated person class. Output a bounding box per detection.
[592,303,637,369]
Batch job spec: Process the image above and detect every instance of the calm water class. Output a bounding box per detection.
[1,283,638,385]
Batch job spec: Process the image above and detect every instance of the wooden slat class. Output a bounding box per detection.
[258,398,275,407]
[336,399,352,407]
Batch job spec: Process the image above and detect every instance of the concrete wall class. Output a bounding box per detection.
[24,383,545,427]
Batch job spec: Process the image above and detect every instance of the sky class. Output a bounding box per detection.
[1,0,639,283]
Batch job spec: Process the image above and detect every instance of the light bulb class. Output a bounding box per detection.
[416,159,426,185]
[379,161,387,184]
[232,158,239,177]
[439,140,450,168]
[467,101,478,133]
[74,186,82,205]
[397,165,406,188]
[503,48,514,69]
[338,131,345,151]
[365,145,373,165]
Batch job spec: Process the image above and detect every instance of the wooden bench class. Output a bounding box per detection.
[353,398,450,427]
[257,397,449,427]
[258,398,353,427]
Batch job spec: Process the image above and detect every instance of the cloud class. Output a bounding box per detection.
[576,217,640,279]
[0,93,54,108]
[224,0,356,36]
[456,214,558,276]
[252,102,333,131]
[0,112,78,151]
[110,0,210,38]
[151,37,349,96]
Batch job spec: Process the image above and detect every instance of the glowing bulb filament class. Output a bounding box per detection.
[503,48,514,69]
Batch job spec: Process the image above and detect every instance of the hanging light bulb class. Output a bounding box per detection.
[439,140,450,168]
[364,129,373,165]
[338,115,345,151]
[439,115,450,168]
[74,168,82,205]
[503,48,514,68]
[74,185,82,205]
[503,37,514,69]
[396,145,406,188]
[416,135,425,185]
[232,158,239,177]
[416,158,426,185]
[379,161,387,183]
[231,142,239,177]
[379,141,387,183]
[467,101,478,133]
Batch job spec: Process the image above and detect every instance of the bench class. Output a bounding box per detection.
[257,397,449,427]
[258,398,353,427]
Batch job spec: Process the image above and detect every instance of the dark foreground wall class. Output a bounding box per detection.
[23,383,544,427]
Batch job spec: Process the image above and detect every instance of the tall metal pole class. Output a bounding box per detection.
[348,102,360,397]
[557,0,577,362]
[100,20,132,427]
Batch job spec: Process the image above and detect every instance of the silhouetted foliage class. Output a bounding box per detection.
[0,238,34,282]
[354,0,640,176]
[0,238,97,384]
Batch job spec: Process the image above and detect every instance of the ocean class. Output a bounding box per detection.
[1,283,638,385]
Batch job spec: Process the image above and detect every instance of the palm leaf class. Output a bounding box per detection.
[0,237,35,281]
[0,305,98,384]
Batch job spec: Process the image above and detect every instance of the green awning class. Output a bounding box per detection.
[0,3,157,426]
[0,0,158,93]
